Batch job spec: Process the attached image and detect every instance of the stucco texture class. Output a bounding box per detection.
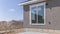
[23,0,60,30]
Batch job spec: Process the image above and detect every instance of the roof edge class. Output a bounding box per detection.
[19,0,46,6]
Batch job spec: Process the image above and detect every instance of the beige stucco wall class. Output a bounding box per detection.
[23,0,60,30]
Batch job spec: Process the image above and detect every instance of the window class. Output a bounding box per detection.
[30,2,46,25]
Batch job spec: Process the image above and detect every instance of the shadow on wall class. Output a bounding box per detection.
[46,0,60,9]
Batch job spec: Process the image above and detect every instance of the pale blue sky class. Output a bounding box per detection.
[0,0,27,21]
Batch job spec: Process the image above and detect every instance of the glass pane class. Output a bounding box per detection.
[31,7,37,23]
[38,5,44,23]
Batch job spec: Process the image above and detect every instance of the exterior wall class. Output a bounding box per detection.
[23,0,60,30]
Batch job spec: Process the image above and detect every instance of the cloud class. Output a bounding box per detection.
[9,9,15,11]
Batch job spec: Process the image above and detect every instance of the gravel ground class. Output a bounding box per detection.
[17,32,49,34]
[0,29,59,34]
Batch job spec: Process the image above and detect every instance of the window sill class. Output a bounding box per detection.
[31,23,45,25]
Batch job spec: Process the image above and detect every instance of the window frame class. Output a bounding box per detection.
[29,2,46,25]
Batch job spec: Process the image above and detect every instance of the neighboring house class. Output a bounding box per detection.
[19,0,60,30]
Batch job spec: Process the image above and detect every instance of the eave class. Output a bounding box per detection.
[19,0,46,6]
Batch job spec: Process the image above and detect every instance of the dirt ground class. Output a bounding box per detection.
[0,28,59,34]
[0,29,24,34]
